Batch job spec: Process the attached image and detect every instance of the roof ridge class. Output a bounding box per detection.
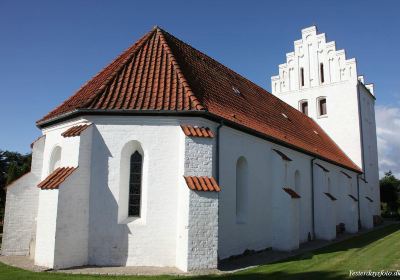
[156,29,205,111]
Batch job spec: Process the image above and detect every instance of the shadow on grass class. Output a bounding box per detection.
[190,270,345,280]
[219,223,400,273]
[313,223,400,254]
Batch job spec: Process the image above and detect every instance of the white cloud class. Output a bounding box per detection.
[376,105,400,178]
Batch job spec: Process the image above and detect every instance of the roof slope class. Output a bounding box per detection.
[37,27,360,172]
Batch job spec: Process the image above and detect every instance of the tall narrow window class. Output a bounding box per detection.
[300,67,305,87]
[318,98,327,116]
[236,157,248,223]
[129,151,143,217]
[320,63,325,84]
[300,101,308,115]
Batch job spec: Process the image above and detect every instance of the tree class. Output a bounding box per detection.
[0,150,32,208]
[380,171,400,213]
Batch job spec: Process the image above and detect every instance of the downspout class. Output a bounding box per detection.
[311,157,316,240]
[357,174,362,229]
[215,121,224,182]
[215,120,223,264]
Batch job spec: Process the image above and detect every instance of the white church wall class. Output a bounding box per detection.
[358,84,380,218]
[34,118,90,268]
[271,26,363,169]
[313,163,336,240]
[359,180,374,229]
[86,116,184,268]
[34,189,59,267]
[270,152,300,251]
[184,135,218,271]
[271,26,380,227]
[274,79,362,169]
[52,126,93,268]
[336,172,358,233]
[218,126,313,258]
[40,118,88,177]
[2,136,45,256]
[218,125,360,258]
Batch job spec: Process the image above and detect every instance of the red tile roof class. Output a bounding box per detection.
[184,176,221,192]
[181,125,214,138]
[36,27,361,173]
[37,167,77,189]
[282,187,301,198]
[61,124,91,137]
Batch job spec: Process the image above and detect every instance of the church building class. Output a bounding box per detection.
[2,26,380,272]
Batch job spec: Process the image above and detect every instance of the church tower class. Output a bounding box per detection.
[271,26,380,222]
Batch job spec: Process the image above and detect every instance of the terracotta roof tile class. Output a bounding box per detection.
[184,176,220,192]
[181,125,214,138]
[282,187,301,198]
[61,124,91,137]
[37,27,361,173]
[37,167,77,189]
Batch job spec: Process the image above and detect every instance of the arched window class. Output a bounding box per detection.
[49,146,62,173]
[295,170,301,194]
[129,151,143,217]
[300,67,305,87]
[236,156,248,223]
[320,63,325,84]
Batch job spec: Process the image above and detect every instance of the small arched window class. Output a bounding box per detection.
[300,67,305,87]
[49,146,62,173]
[236,156,248,223]
[320,63,325,84]
[129,151,143,217]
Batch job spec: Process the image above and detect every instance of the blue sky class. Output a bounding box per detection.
[1,0,399,175]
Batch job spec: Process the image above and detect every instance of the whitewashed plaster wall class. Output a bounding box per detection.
[86,116,185,268]
[34,118,90,268]
[218,125,360,259]
[1,136,45,256]
[271,26,380,225]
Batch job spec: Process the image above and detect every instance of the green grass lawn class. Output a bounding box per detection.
[0,223,399,280]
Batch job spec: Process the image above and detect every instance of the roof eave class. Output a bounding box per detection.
[36,109,362,174]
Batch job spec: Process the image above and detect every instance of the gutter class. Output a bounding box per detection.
[37,108,362,174]
[311,157,316,239]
